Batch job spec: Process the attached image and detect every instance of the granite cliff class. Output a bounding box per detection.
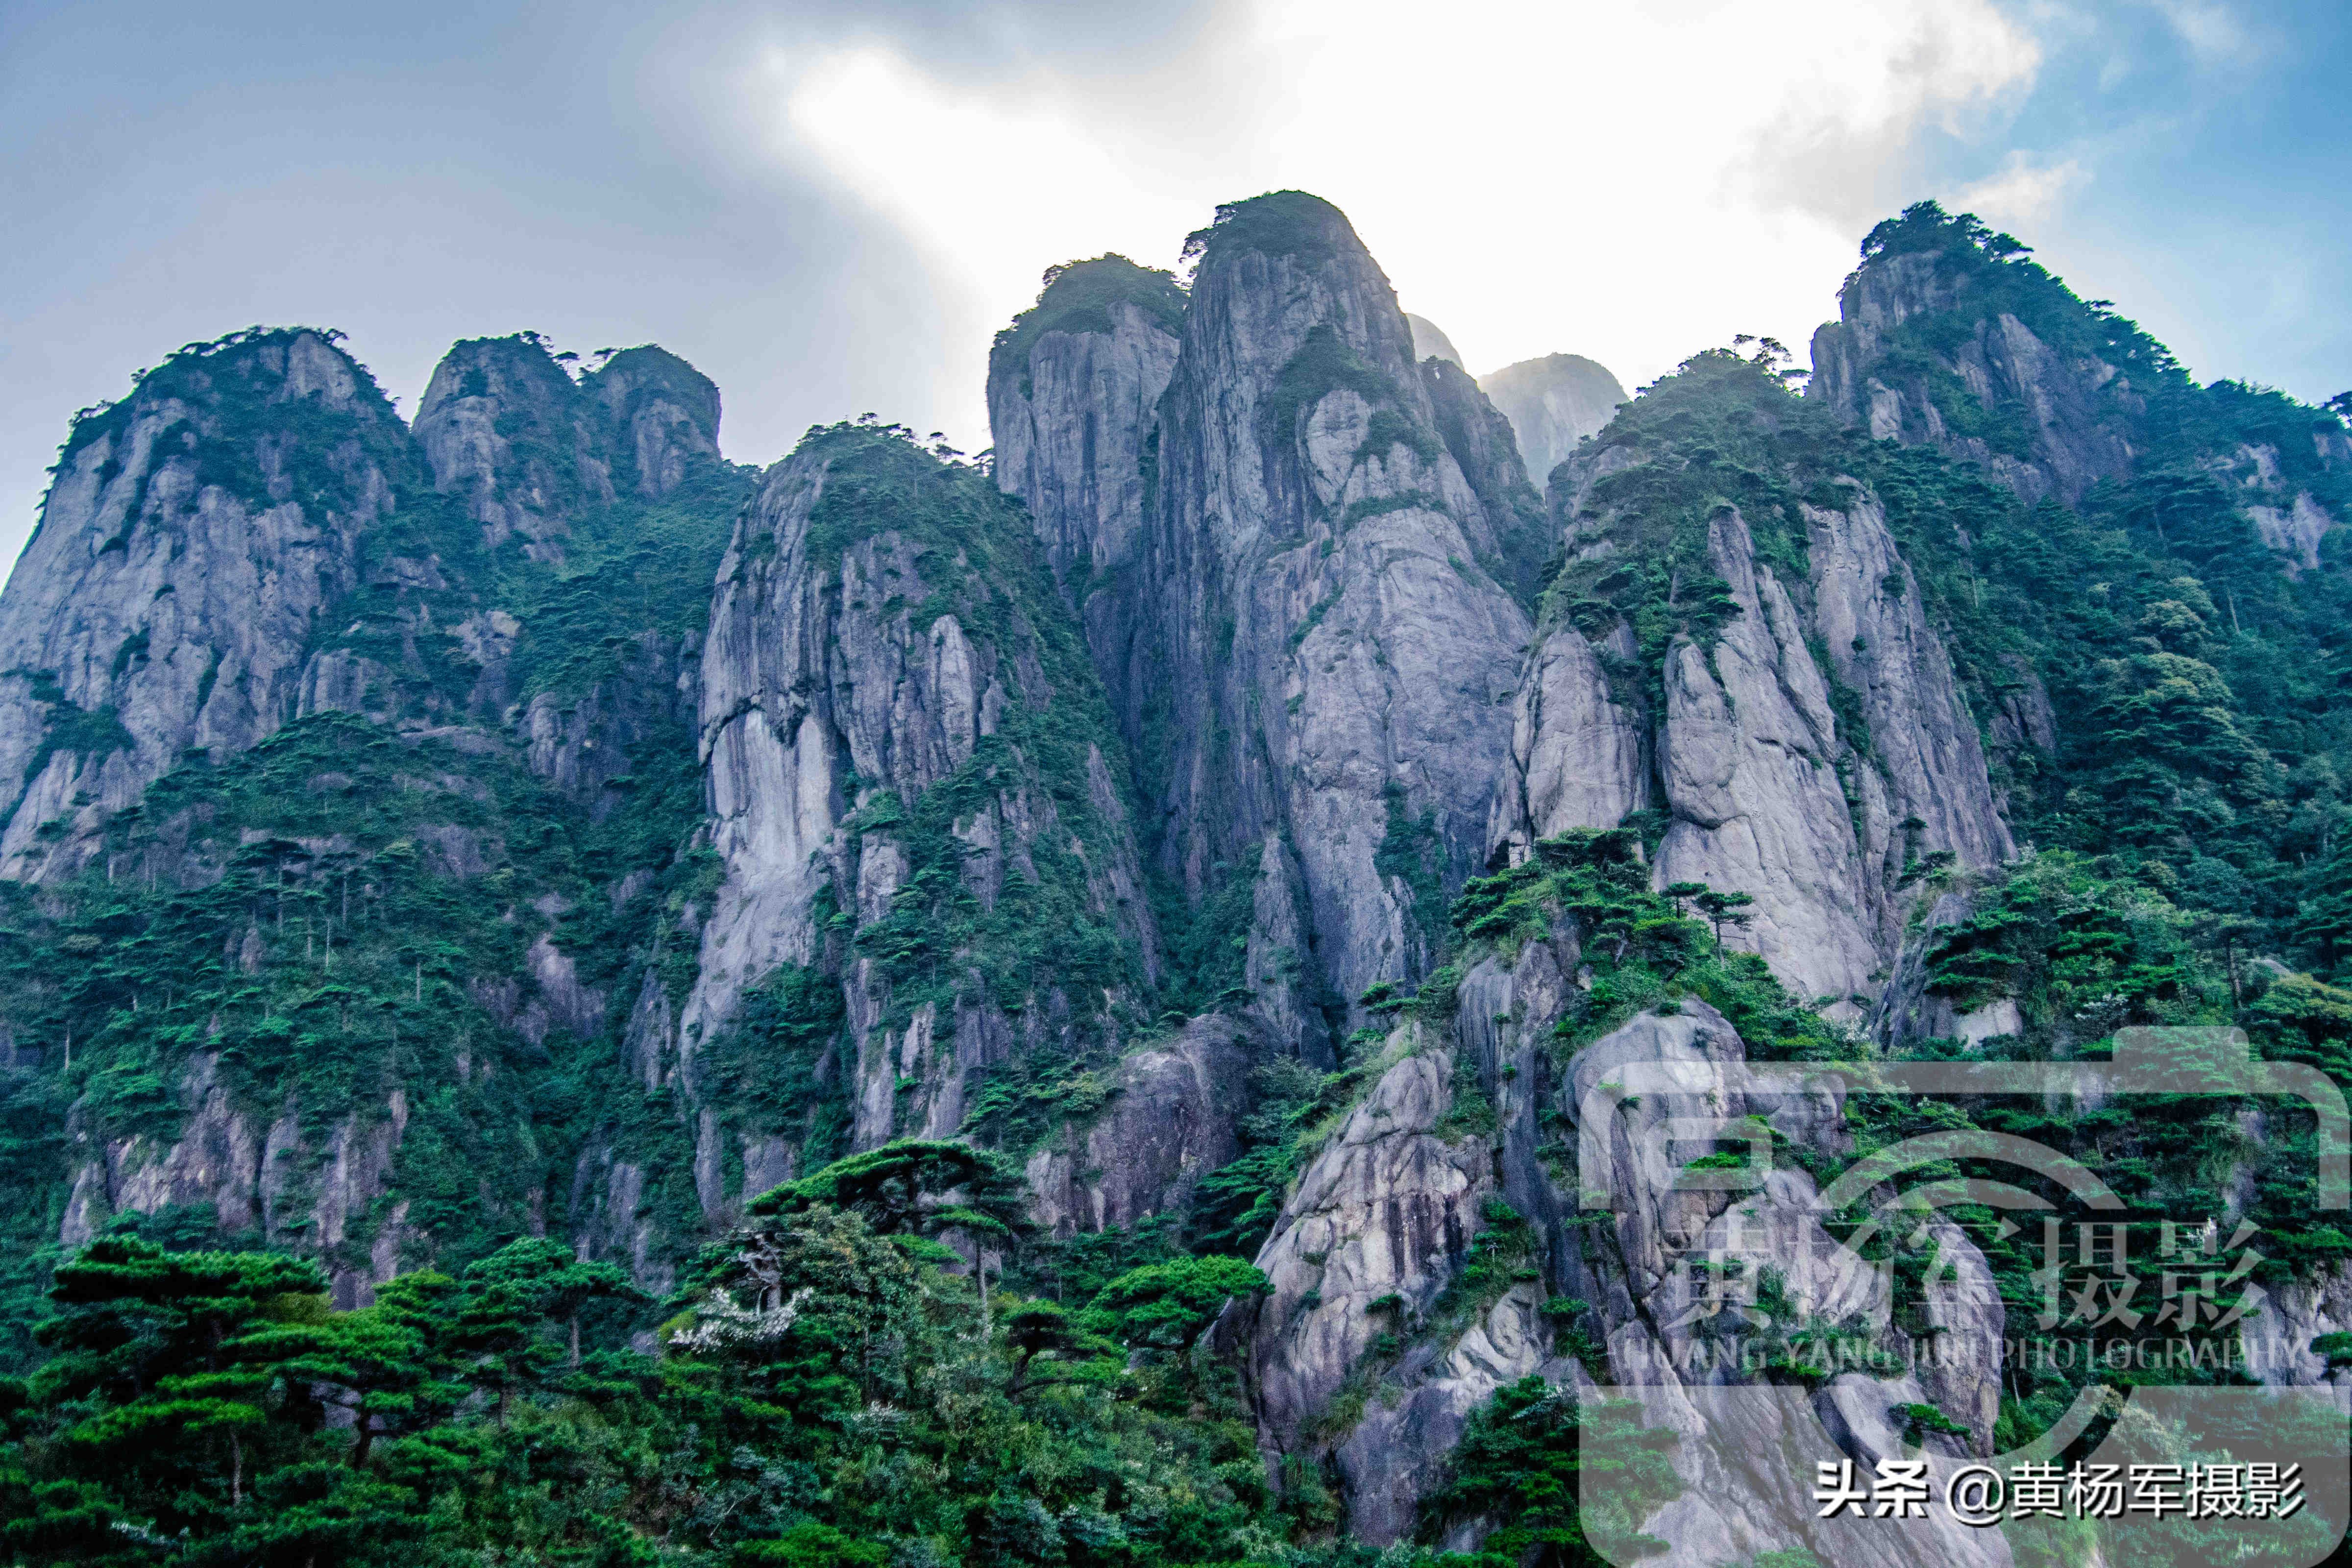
[1492,349,2013,1004]
[1480,350,1627,497]
[990,195,1540,1064]
[1809,201,2349,570]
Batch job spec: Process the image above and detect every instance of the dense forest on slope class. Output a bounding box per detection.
[3,195,2352,1568]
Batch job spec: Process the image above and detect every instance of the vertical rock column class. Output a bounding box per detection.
[998,193,1535,1055]
[681,424,1159,1206]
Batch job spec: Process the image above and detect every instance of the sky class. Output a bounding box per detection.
[3,0,2349,581]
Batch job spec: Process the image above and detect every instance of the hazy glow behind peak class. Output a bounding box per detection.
[2,0,2343,580]
[772,0,2047,447]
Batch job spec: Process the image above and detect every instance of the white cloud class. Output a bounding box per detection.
[755,44,1237,441]
[758,0,2059,445]
[1952,151,2088,227]
[2147,0,2257,64]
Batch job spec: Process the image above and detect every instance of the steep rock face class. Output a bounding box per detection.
[59,1061,416,1310]
[1545,1003,2006,1568]
[1403,313,1464,369]
[1801,492,2009,875]
[1235,903,2008,1561]
[0,330,413,880]
[1225,950,1556,1532]
[1130,193,1534,1047]
[413,336,725,567]
[587,345,725,500]
[1024,1015,1254,1237]
[1233,1032,1492,1462]
[683,423,1159,1210]
[2239,1259,2352,1387]
[1485,616,1646,859]
[1649,508,1886,1001]
[406,334,737,818]
[1419,356,1550,604]
[1494,353,2011,1004]
[1867,891,2015,1049]
[1479,352,1626,496]
[985,256,1187,707]
[414,335,607,563]
[1647,500,2011,1002]
[1807,206,2344,572]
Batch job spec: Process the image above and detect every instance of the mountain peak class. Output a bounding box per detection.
[1404,313,1464,368]
[989,254,1187,386]
[1478,351,1626,492]
[1180,188,1364,272]
[582,344,723,497]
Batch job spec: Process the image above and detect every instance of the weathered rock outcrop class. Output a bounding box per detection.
[1234,1030,1495,1464]
[0,327,734,884]
[516,630,697,807]
[1479,352,1626,495]
[0,329,415,880]
[1098,194,1535,1050]
[1234,911,2008,1562]
[586,345,725,501]
[1809,249,2134,508]
[1645,507,1890,1002]
[1807,208,2343,571]
[2239,1259,2352,1387]
[1225,944,1565,1536]
[985,256,1187,709]
[1494,355,2012,1004]
[415,335,607,564]
[1647,501,2011,1003]
[1867,891,2021,1050]
[413,336,725,567]
[683,422,1159,1208]
[1025,1015,1255,1237]
[1485,616,1646,859]
[409,335,738,824]
[1420,356,1551,604]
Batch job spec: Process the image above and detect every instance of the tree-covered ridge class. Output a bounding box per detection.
[0,321,756,1366]
[1542,345,1843,711]
[394,330,754,698]
[988,257,1189,394]
[1848,202,2190,397]
[43,326,415,516]
[1546,339,2352,980]
[1179,190,1362,273]
[0,695,719,1353]
[1837,200,2352,535]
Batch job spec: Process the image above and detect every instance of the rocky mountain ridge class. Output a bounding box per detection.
[2,191,2350,1564]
